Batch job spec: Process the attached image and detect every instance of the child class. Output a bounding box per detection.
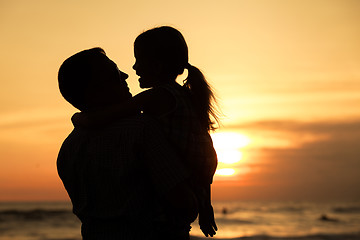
[75,26,219,237]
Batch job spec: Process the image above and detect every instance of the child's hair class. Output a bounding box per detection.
[134,26,219,131]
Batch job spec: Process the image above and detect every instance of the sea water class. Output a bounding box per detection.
[0,200,360,240]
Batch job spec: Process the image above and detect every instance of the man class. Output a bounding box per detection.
[57,48,197,239]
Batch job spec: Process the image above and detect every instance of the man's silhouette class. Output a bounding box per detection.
[57,48,197,240]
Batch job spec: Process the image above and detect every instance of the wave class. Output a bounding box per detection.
[217,203,360,215]
[215,217,254,225]
[0,209,72,220]
[266,206,305,213]
[216,206,307,215]
[332,206,360,214]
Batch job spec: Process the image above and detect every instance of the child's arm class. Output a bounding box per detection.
[72,88,176,127]
[132,87,176,116]
[198,184,217,237]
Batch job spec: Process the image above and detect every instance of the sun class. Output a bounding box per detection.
[216,168,235,176]
[211,132,251,177]
[212,132,250,149]
[216,149,242,164]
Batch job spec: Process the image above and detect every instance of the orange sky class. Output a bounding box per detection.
[1,0,360,201]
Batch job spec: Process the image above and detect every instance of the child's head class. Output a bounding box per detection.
[134,26,219,131]
[133,26,189,88]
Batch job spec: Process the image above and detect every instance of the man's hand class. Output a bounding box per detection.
[71,112,89,127]
[71,112,101,128]
[199,204,217,237]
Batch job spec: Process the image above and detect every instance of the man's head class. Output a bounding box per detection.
[58,47,132,111]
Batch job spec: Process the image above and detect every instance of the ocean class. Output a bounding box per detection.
[0,200,359,240]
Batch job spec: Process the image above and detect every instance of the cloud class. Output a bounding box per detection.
[220,119,360,200]
[230,118,360,133]
[0,107,74,146]
[227,119,360,145]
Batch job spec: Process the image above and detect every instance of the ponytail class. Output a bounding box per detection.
[183,64,219,132]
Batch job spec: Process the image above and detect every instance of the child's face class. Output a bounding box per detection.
[133,47,162,89]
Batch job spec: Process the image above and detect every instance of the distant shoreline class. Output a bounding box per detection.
[190,233,360,240]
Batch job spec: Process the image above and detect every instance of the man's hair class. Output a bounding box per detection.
[58,47,106,110]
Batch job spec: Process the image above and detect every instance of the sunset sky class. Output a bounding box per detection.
[1,0,359,201]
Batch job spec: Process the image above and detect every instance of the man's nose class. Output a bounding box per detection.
[132,62,137,71]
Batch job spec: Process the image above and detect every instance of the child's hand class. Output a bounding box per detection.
[199,204,217,237]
